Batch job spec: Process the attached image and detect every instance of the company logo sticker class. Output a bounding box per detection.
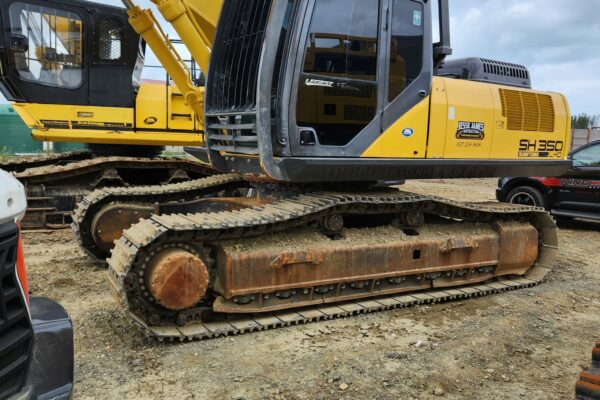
[305,78,334,88]
[144,117,158,125]
[402,128,414,138]
[456,121,485,140]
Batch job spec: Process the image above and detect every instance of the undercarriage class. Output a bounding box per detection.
[105,187,558,341]
[4,153,216,230]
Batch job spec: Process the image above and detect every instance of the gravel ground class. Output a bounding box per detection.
[22,178,600,400]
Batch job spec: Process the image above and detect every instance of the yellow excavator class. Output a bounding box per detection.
[2,0,572,340]
[0,0,220,228]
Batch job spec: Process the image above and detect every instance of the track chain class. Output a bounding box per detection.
[72,173,245,263]
[13,156,211,181]
[125,266,550,342]
[2,151,90,174]
[107,191,558,341]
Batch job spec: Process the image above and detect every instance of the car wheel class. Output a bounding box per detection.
[506,186,547,208]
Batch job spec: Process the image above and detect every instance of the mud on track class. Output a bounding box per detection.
[23,179,600,400]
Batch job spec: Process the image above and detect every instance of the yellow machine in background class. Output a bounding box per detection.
[3,0,222,149]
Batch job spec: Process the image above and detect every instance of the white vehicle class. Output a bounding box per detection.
[0,170,73,400]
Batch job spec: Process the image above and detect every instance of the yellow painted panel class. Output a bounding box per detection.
[489,89,571,160]
[31,128,204,146]
[362,97,429,158]
[441,78,496,159]
[136,82,168,130]
[11,104,38,127]
[169,87,199,131]
[11,103,133,130]
[426,77,448,158]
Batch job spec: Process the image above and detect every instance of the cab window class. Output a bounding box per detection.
[296,0,379,147]
[389,0,424,101]
[9,2,83,89]
[573,143,600,167]
[96,19,124,62]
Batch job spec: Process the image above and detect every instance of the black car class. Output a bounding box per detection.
[497,140,600,221]
[0,170,74,400]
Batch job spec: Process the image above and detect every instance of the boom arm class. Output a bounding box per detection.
[150,0,219,74]
[121,0,215,121]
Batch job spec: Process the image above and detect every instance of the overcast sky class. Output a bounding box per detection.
[8,0,600,115]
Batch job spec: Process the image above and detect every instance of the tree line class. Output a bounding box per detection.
[571,113,600,129]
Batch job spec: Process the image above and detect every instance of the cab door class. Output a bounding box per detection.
[287,0,432,159]
[88,5,141,108]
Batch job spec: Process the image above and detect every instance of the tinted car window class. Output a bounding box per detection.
[573,143,600,167]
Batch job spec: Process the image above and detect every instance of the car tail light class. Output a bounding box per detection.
[535,177,562,187]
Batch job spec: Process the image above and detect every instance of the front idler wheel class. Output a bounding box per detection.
[145,249,210,312]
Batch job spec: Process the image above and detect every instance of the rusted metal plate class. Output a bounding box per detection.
[494,222,539,275]
[91,204,154,251]
[216,224,511,299]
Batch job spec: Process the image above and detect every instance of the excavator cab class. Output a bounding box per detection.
[0,0,142,108]
[205,0,571,182]
[0,0,205,149]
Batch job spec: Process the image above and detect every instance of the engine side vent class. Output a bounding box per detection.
[481,58,529,81]
[438,57,531,89]
[499,89,555,132]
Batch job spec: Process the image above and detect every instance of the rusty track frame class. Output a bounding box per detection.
[107,191,558,341]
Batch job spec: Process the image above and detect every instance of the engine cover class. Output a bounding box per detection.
[438,57,531,89]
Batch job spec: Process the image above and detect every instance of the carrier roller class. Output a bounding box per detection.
[106,189,558,341]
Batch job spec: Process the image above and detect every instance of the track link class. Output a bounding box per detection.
[72,173,246,264]
[107,191,558,341]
